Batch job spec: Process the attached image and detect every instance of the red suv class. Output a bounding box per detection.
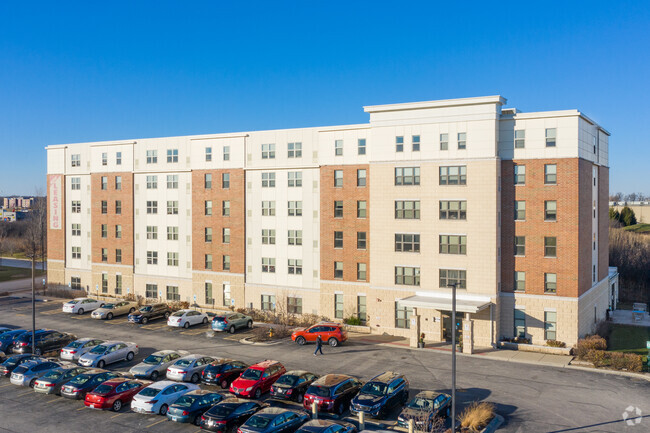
[229,360,285,399]
[291,322,348,347]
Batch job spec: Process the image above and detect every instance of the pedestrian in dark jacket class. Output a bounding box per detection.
[314,335,324,356]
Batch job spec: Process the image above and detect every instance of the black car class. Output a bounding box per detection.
[304,374,363,415]
[0,329,29,354]
[200,398,265,432]
[296,420,358,433]
[238,407,309,433]
[271,370,318,402]
[12,330,77,356]
[60,369,121,399]
[350,371,409,418]
[202,358,248,388]
[397,391,451,430]
[0,354,43,377]
[128,303,172,324]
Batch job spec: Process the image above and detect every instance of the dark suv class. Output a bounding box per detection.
[304,374,362,415]
[128,303,172,324]
[12,330,77,356]
[202,358,249,388]
[350,372,409,418]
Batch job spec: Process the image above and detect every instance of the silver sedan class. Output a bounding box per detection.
[129,350,188,380]
[10,359,63,387]
[78,341,139,368]
[91,301,138,320]
[60,338,104,361]
[33,365,88,394]
[166,354,215,383]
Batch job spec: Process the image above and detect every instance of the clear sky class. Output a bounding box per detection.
[1,1,648,196]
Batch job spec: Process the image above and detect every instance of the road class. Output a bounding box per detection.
[0,295,648,432]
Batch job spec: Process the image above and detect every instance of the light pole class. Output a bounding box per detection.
[448,282,458,432]
[28,252,36,355]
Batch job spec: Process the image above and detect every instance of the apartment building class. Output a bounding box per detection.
[46,95,613,350]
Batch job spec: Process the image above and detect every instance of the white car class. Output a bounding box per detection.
[131,380,199,415]
[167,309,209,329]
[60,338,105,361]
[62,298,104,315]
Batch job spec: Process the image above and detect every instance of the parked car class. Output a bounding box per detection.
[0,354,43,377]
[12,330,77,356]
[304,374,363,415]
[167,389,225,425]
[78,341,138,368]
[62,297,104,315]
[211,312,253,333]
[0,327,13,335]
[296,420,358,433]
[60,338,105,361]
[129,349,187,380]
[202,358,248,389]
[238,407,309,433]
[60,369,121,399]
[167,309,210,328]
[10,359,63,387]
[291,323,348,347]
[128,303,172,324]
[200,398,266,432]
[230,360,286,399]
[84,377,153,411]
[91,301,138,320]
[397,391,451,430]
[270,370,319,402]
[350,372,409,418]
[131,380,199,415]
[166,354,215,383]
[33,365,88,395]
[0,329,29,354]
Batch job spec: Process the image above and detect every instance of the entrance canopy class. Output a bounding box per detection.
[399,292,492,314]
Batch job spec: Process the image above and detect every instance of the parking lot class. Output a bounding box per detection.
[1,295,649,432]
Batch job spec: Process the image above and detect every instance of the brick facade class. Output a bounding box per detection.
[46,174,65,261]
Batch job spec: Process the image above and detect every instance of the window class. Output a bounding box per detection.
[101,248,108,262]
[223,146,230,161]
[166,285,180,301]
[167,252,179,266]
[545,128,556,147]
[544,164,557,184]
[439,166,467,185]
[101,200,107,214]
[544,273,557,293]
[167,226,178,241]
[357,232,367,249]
[115,200,121,214]
[514,130,525,148]
[544,237,557,257]
[288,230,302,246]
[222,201,230,216]
[167,201,178,215]
[167,149,178,163]
[334,170,343,187]
[147,251,158,265]
[287,142,302,158]
[334,201,343,218]
[514,201,526,220]
[514,271,526,292]
[101,176,107,190]
[115,249,122,264]
[395,136,404,152]
[439,235,467,254]
[71,154,80,167]
[115,176,122,190]
[115,225,122,239]
[262,258,275,273]
[145,284,157,299]
[261,294,276,311]
[222,228,230,243]
[440,133,448,150]
[222,173,230,188]
[412,135,420,151]
[335,294,344,318]
[71,246,81,259]
[514,165,526,185]
[334,231,343,248]
[146,226,157,240]
[439,269,467,289]
[72,201,81,213]
[223,255,230,271]
[395,233,420,252]
[357,296,367,324]
[395,167,420,185]
[146,150,157,164]
[71,177,80,190]
[222,284,231,306]
[101,224,108,238]
[204,227,212,242]
[357,263,367,281]
[204,173,212,189]
[288,259,303,275]
[334,261,343,279]
[357,200,367,218]
[357,169,366,187]
[101,152,107,166]
[335,139,343,156]
[544,201,557,221]
[205,254,213,270]
[439,201,467,220]
[205,147,212,162]
[115,274,122,294]
[146,175,157,189]
[514,236,525,256]
[262,172,275,188]
[544,311,557,340]
[101,274,108,292]
[288,201,302,216]
[395,266,420,286]
[262,229,276,245]
[288,171,302,187]
[261,143,275,159]
[358,138,366,155]
[395,200,420,219]
[457,132,467,150]
[71,223,81,236]
[205,282,213,304]
[514,309,526,337]
[205,200,212,216]
[262,201,275,216]
[395,302,413,329]
[167,175,178,189]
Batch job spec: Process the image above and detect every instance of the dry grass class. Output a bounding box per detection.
[459,402,495,432]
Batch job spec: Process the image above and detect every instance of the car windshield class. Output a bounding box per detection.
[246,415,271,428]
[4,356,24,367]
[275,375,299,386]
[174,395,197,407]
[68,341,85,349]
[67,300,79,305]
[207,404,235,417]
[89,345,107,354]
[171,311,185,317]
[15,334,32,343]
[140,306,152,312]
[42,370,63,380]
[174,359,192,367]
[103,304,115,309]
[143,355,163,365]
[93,384,114,395]
[69,374,91,385]
[361,382,387,396]
[240,368,262,380]
[307,386,331,397]
[138,387,160,397]
[407,397,434,410]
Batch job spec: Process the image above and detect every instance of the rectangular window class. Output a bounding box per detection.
[514,271,526,292]
[71,201,81,213]
[261,143,275,159]
[145,284,157,299]
[71,246,81,259]
[545,128,556,147]
[205,173,212,189]
[101,224,107,238]
[71,154,80,167]
[357,263,367,281]
[395,200,420,219]
[544,311,557,340]
[288,201,302,216]
[545,201,557,221]
[222,227,230,243]
[205,147,212,162]
[439,200,467,220]
[167,252,179,266]
[439,269,467,289]
[146,150,157,164]
[514,165,526,185]
[261,294,276,311]
[544,273,557,294]
[334,170,343,187]
[262,257,276,273]
[334,201,343,218]
[514,309,526,337]
[167,201,178,215]
[457,132,467,150]
[335,139,343,156]
[146,175,157,189]
[261,172,275,188]
[358,138,366,155]
[205,282,213,304]
[515,201,526,220]
[115,249,122,264]
[334,231,343,248]
[261,201,275,216]
[357,296,367,325]
[71,177,81,190]
[514,236,525,256]
[439,235,467,255]
[544,164,557,184]
[101,274,108,293]
[115,224,122,239]
[334,261,343,279]
[101,200,107,214]
[71,223,81,236]
[101,248,108,262]
[514,129,525,148]
[115,176,122,190]
[395,233,420,252]
[204,227,212,242]
[262,229,276,245]
[222,284,231,306]
[288,297,302,315]
[147,251,158,265]
[395,136,404,152]
[288,259,303,275]
[167,149,178,163]
[205,254,213,270]
[115,200,121,214]
[544,237,557,257]
[395,266,420,286]
[335,294,344,318]
[288,230,302,246]
[395,167,420,185]
[167,226,178,241]
[439,166,467,185]
[166,285,180,301]
[395,302,413,329]
[223,146,230,161]
[288,171,302,187]
[357,232,367,249]
[357,200,367,218]
[222,172,230,188]
[115,274,122,294]
[357,169,366,187]
[101,176,107,190]
[223,255,230,271]
[166,174,178,189]
[205,200,212,216]
[146,226,158,240]
[440,133,448,150]
[287,142,302,158]
[222,201,230,216]
[412,135,420,151]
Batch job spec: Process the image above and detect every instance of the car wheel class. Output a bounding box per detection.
[247,320,253,329]
[193,415,202,426]
[203,317,208,324]
[221,379,229,389]
[295,336,306,346]
[328,337,339,347]
[191,373,199,383]
[100,303,105,307]
[29,379,36,388]
[254,388,262,399]
[77,308,84,315]
[446,406,451,418]
[129,308,135,314]
[35,348,42,356]
[183,322,190,329]
[295,392,304,403]
[141,317,148,324]
[151,370,159,380]
[164,312,170,319]
[229,325,235,334]
[159,404,168,416]
[336,402,345,415]
[107,313,113,320]
[97,360,106,369]
[112,399,122,412]
[126,351,134,361]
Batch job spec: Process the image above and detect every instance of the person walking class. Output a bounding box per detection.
[314,335,324,356]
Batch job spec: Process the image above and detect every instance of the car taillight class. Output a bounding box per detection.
[223,320,228,324]
[286,389,293,395]
[20,342,27,346]
[45,383,56,387]
[145,399,158,404]
[178,371,187,374]
[70,350,77,354]
[201,415,206,421]
[182,410,189,416]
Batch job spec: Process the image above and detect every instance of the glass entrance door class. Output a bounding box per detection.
[442,311,462,343]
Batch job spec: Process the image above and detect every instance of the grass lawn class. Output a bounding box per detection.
[608,324,650,355]
[0,266,46,283]
[623,223,650,234]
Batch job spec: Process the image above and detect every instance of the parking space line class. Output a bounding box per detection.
[141,323,167,330]
[17,390,34,397]
[181,329,207,335]
[146,418,168,428]
[77,406,86,411]
[110,413,123,418]
[0,383,13,388]
[41,310,61,315]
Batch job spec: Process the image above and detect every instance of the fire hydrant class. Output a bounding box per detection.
[268,328,274,338]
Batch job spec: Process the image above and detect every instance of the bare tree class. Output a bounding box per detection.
[0,222,7,259]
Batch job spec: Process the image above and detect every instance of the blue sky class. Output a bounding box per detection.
[1,1,648,195]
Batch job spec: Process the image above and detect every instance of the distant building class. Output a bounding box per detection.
[0,209,27,222]
[609,203,650,223]
[2,196,34,209]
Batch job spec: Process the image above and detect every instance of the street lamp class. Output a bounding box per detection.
[448,282,458,432]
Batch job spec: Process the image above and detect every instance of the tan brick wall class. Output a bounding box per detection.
[192,272,245,311]
[244,284,321,316]
[64,268,92,291]
[47,260,66,286]
[90,264,134,298]
[132,274,193,303]
[577,278,609,338]
[47,174,65,261]
[598,166,609,281]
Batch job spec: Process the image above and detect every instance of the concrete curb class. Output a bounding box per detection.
[239,337,285,346]
[482,414,504,432]
[565,364,650,381]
